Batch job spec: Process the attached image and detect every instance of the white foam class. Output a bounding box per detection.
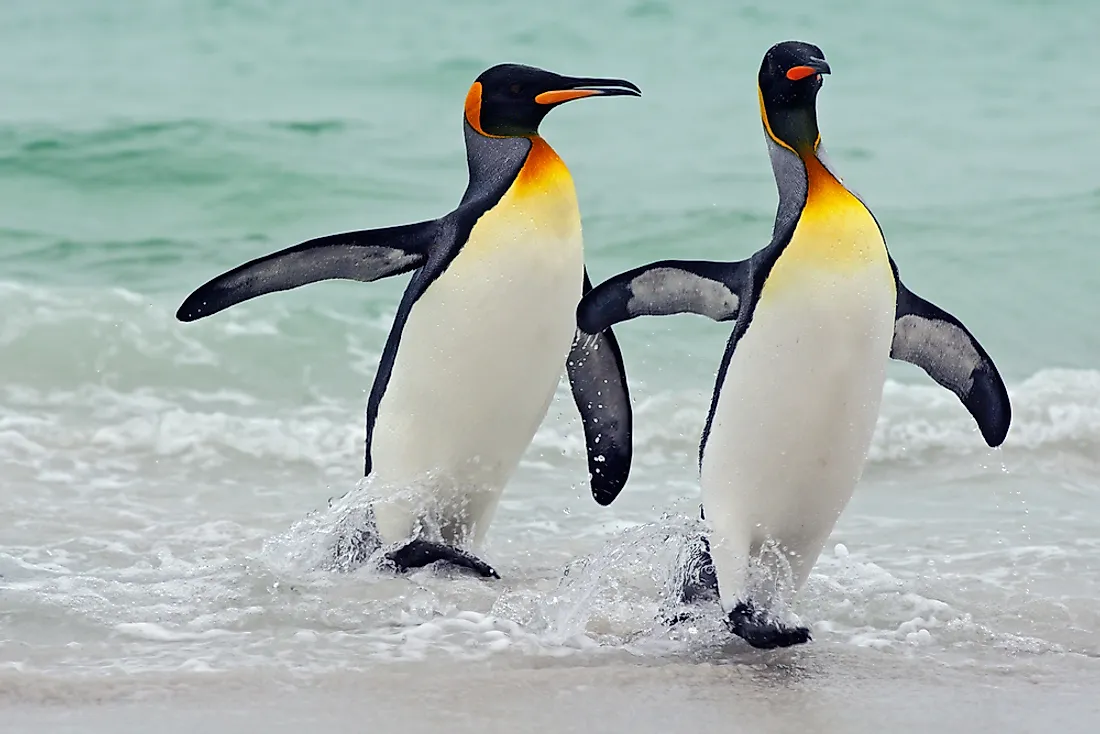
[524,368,1100,480]
[114,623,234,642]
[1,511,1093,678]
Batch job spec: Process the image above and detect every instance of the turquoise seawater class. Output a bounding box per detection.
[2,0,1099,715]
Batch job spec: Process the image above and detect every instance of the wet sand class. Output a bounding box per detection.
[6,648,1099,734]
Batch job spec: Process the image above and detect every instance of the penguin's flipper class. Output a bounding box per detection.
[567,269,634,506]
[176,219,440,322]
[890,279,1011,447]
[385,539,500,579]
[577,258,750,334]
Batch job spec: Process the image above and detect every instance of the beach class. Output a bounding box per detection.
[2,0,1098,731]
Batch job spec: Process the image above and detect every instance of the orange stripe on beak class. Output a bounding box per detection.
[534,89,601,105]
[786,65,819,81]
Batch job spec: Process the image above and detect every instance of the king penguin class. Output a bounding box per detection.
[576,42,1011,648]
[177,63,639,579]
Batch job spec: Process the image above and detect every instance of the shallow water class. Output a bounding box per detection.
[2,0,1099,729]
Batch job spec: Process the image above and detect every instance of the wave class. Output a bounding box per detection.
[1,281,1097,479]
[0,116,450,207]
[0,119,354,179]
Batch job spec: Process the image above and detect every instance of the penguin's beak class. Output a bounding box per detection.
[786,60,831,81]
[534,77,642,105]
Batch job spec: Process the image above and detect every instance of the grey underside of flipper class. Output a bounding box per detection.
[888,260,1011,447]
[577,252,773,487]
[573,258,753,507]
[175,220,442,323]
[576,258,750,335]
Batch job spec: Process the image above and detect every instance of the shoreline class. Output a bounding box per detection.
[5,647,1099,734]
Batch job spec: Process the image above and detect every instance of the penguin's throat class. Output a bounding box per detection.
[762,101,820,153]
[802,153,846,205]
[513,136,572,196]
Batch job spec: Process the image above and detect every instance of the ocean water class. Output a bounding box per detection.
[2,0,1099,730]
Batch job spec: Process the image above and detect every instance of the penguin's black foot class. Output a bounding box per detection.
[725,601,811,649]
[678,533,719,605]
[385,539,500,579]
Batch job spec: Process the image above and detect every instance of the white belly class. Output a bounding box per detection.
[369,171,584,546]
[701,262,896,607]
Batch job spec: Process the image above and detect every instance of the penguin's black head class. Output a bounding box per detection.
[465,63,640,138]
[758,41,831,152]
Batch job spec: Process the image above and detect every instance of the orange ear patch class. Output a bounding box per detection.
[534,89,600,105]
[786,65,818,81]
[465,82,486,134]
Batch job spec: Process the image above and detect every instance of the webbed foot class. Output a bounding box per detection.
[385,539,500,579]
[726,600,811,649]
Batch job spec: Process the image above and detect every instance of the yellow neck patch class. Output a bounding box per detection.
[761,151,890,298]
[513,136,572,198]
[787,153,886,268]
[454,136,580,264]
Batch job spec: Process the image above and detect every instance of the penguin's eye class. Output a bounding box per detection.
[509,83,523,95]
